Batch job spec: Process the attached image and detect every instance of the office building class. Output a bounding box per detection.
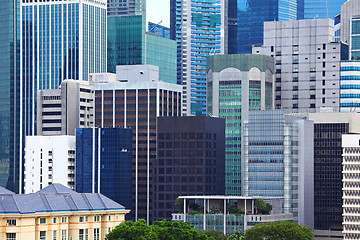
[153,116,225,221]
[243,110,314,227]
[342,134,360,240]
[0,0,21,193]
[340,0,360,59]
[76,127,133,220]
[172,196,292,235]
[37,80,94,136]
[148,22,170,39]
[228,0,304,54]
[304,0,346,20]
[253,18,349,113]
[91,65,182,222]
[207,54,274,195]
[107,15,177,84]
[0,184,129,240]
[340,61,360,112]
[308,112,360,234]
[171,0,226,115]
[24,136,75,193]
[107,0,144,16]
[21,0,107,137]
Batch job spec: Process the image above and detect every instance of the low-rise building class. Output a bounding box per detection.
[172,195,292,235]
[0,184,129,240]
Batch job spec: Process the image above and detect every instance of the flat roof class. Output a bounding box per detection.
[178,196,284,200]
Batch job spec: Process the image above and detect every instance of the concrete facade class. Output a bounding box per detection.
[342,134,360,240]
[24,136,76,193]
[37,80,94,136]
[253,18,348,113]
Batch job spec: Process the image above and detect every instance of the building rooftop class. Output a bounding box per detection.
[0,184,125,214]
[178,195,284,200]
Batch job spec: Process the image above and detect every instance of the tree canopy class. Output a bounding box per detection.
[240,220,313,240]
[105,219,214,240]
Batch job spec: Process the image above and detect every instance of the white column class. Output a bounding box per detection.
[223,199,226,234]
[183,199,186,222]
[244,199,247,231]
[203,199,206,231]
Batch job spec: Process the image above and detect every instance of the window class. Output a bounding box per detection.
[53,230,57,240]
[310,95,315,99]
[310,68,316,72]
[108,216,111,221]
[293,59,298,64]
[53,217,57,223]
[310,103,316,108]
[94,228,100,240]
[292,77,298,82]
[310,77,316,81]
[6,233,16,240]
[40,218,46,224]
[79,229,84,240]
[61,217,67,223]
[6,219,16,226]
[293,104,298,109]
[293,68,299,73]
[292,86,298,91]
[94,216,100,222]
[293,50,299,55]
[40,231,46,240]
[79,216,84,222]
[62,230,67,240]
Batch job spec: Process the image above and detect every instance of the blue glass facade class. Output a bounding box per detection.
[21,1,107,136]
[76,127,133,218]
[148,22,170,39]
[304,0,345,21]
[0,0,21,193]
[229,0,304,54]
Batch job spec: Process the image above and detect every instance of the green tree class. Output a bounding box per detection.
[174,198,184,211]
[254,199,272,214]
[200,229,227,240]
[106,219,214,240]
[241,220,314,240]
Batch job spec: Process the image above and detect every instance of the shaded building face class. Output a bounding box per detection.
[153,116,225,221]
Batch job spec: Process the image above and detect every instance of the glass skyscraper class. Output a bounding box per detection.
[76,127,133,219]
[229,0,304,54]
[107,15,177,84]
[171,0,226,115]
[21,1,107,137]
[304,0,346,20]
[0,0,21,193]
[107,0,145,17]
[207,54,274,195]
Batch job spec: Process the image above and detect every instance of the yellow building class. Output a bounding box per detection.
[0,184,129,240]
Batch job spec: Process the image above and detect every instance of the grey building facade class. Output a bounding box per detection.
[37,80,94,136]
[243,110,314,227]
[253,18,349,113]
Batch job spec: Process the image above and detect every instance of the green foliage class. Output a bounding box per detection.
[227,205,244,215]
[227,230,244,240]
[200,229,227,240]
[254,199,272,214]
[241,220,314,240]
[174,198,184,211]
[106,219,215,240]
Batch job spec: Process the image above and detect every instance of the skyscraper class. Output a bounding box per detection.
[253,19,348,113]
[206,54,274,195]
[228,0,304,54]
[243,110,314,227]
[21,0,107,137]
[171,0,226,115]
[91,65,182,222]
[304,0,346,20]
[107,0,145,17]
[340,0,360,59]
[0,0,21,192]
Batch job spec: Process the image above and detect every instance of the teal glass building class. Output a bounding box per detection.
[304,0,346,21]
[207,54,274,195]
[21,1,107,137]
[107,15,177,84]
[0,0,21,192]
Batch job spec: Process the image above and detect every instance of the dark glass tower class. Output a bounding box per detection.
[76,127,133,219]
[0,0,21,193]
[227,0,304,54]
[304,0,346,21]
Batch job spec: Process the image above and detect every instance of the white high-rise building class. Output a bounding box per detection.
[20,0,107,136]
[253,18,348,113]
[24,135,76,193]
[342,134,360,240]
[171,0,226,115]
